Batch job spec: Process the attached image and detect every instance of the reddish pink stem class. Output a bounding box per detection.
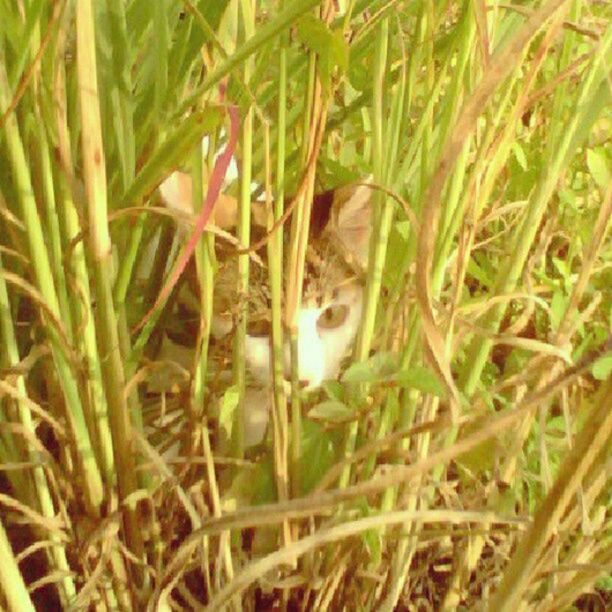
[134,104,239,333]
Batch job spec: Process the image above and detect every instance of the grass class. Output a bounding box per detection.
[0,0,610,610]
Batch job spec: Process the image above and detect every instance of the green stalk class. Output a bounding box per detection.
[460,22,612,395]
[340,16,393,489]
[113,108,221,309]
[102,0,146,467]
[0,517,35,612]
[269,0,290,518]
[382,5,464,327]
[177,0,322,113]
[52,51,115,483]
[104,0,136,194]
[0,49,103,513]
[110,1,161,312]
[287,42,318,499]
[364,15,409,481]
[153,0,169,124]
[233,0,256,458]
[430,2,473,167]
[190,143,235,584]
[34,116,74,343]
[430,9,475,289]
[381,37,442,333]
[0,403,26,496]
[380,5,436,606]
[417,0,435,203]
[75,0,142,557]
[439,19,560,610]
[0,227,30,497]
[0,252,76,604]
[191,145,214,425]
[444,8,606,604]
[489,376,612,611]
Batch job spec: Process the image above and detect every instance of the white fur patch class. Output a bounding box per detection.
[244,283,363,391]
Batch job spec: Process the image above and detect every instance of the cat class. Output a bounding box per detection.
[157,170,373,445]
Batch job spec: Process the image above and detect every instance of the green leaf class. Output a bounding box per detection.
[511,142,528,171]
[224,464,259,508]
[394,220,411,242]
[348,57,369,91]
[596,574,612,595]
[318,157,360,189]
[384,222,410,288]
[120,107,223,206]
[296,15,348,90]
[550,290,566,333]
[565,79,611,169]
[362,528,382,566]
[300,421,338,493]
[321,380,344,402]
[490,484,517,516]
[586,148,611,191]
[467,256,493,289]
[179,0,322,111]
[591,355,612,381]
[559,187,578,211]
[342,354,444,396]
[457,430,498,474]
[252,457,277,505]
[199,0,233,33]
[296,15,333,57]
[7,0,45,87]
[394,366,446,397]
[342,351,398,383]
[308,400,354,422]
[328,29,349,73]
[551,256,569,279]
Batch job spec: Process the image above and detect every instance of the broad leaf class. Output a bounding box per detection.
[300,421,339,494]
[394,366,446,397]
[342,351,398,383]
[586,148,611,191]
[308,400,354,422]
[592,355,612,381]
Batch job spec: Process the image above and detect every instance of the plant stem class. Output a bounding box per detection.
[76,0,143,560]
[0,49,104,513]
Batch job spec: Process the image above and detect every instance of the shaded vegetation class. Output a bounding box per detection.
[0,0,610,610]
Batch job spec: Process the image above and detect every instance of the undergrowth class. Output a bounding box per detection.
[0,0,610,610]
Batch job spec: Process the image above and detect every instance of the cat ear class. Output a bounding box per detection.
[329,180,373,270]
[159,170,268,229]
[159,170,243,229]
[159,170,193,216]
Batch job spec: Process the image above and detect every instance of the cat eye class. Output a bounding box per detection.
[317,304,349,330]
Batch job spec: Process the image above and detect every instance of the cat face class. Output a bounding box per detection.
[244,281,363,391]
